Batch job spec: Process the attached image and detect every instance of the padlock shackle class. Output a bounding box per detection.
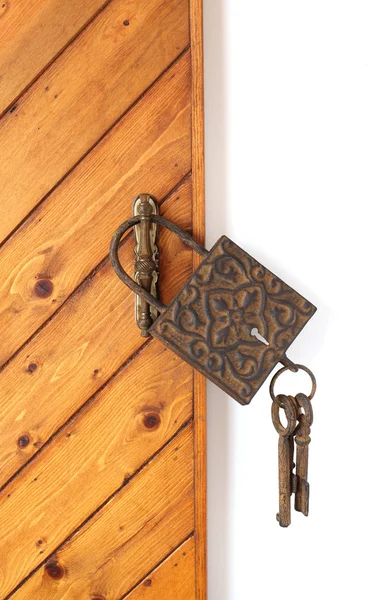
[110,215,209,313]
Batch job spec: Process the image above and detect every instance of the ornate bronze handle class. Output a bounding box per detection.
[110,210,208,316]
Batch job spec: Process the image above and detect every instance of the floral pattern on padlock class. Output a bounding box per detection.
[151,237,316,405]
[207,286,267,349]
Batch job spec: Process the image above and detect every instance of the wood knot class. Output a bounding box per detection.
[123,19,130,26]
[144,579,152,587]
[143,412,161,430]
[17,434,30,449]
[45,560,64,580]
[28,362,38,373]
[34,279,53,298]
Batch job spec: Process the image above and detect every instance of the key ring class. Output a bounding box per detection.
[270,364,316,403]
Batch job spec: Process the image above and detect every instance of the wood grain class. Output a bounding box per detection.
[0,343,192,598]
[0,0,189,243]
[0,190,192,489]
[0,0,110,115]
[125,537,195,599]
[0,0,207,596]
[11,425,194,600]
[0,53,191,367]
[190,1,207,597]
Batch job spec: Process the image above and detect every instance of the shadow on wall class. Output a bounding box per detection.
[203,0,231,598]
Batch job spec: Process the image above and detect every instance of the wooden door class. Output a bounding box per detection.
[0,1,206,598]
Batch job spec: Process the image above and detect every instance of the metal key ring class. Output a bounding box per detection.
[270,364,316,403]
[272,394,297,437]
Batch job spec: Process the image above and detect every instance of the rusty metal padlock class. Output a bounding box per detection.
[110,198,316,405]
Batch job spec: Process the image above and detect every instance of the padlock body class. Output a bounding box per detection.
[150,236,316,405]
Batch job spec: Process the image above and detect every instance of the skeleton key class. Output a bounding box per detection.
[272,394,297,527]
[294,392,313,516]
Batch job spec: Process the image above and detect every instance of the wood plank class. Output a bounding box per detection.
[0,188,192,489]
[11,425,194,600]
[0,0,189,243]
[125,537,195,600]
[0,53,191,367]
[0,0,109,114]
[0,343,192,598]
[190,1,207,597]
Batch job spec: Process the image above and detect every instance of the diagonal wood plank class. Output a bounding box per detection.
[0,0,111,115]
[0,0,189,244]
[0,53,191,367]
[124,537,195,600]
[0,190,192,489]
[0,343,192,598]
[10,424,194,600]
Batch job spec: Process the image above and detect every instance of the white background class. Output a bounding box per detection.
[203,2,368,599]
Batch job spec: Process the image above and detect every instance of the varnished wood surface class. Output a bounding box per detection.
[0,0,111,116]
[0,0,189,244]
[11,425,194,599]
[125,537,195,599]
[0,53,191,366]
[190,1,207,598]
[0,185,192,489]
[0,344,193,597]
[0,1,206,598]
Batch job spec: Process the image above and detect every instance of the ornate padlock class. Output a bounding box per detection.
[110,195,316,405]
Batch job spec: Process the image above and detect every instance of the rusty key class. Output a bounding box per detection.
[294,392,313,516]
[272,394,297,527]
[270,365,317,526]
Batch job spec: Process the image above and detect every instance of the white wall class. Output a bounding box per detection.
[203,2,368,599]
